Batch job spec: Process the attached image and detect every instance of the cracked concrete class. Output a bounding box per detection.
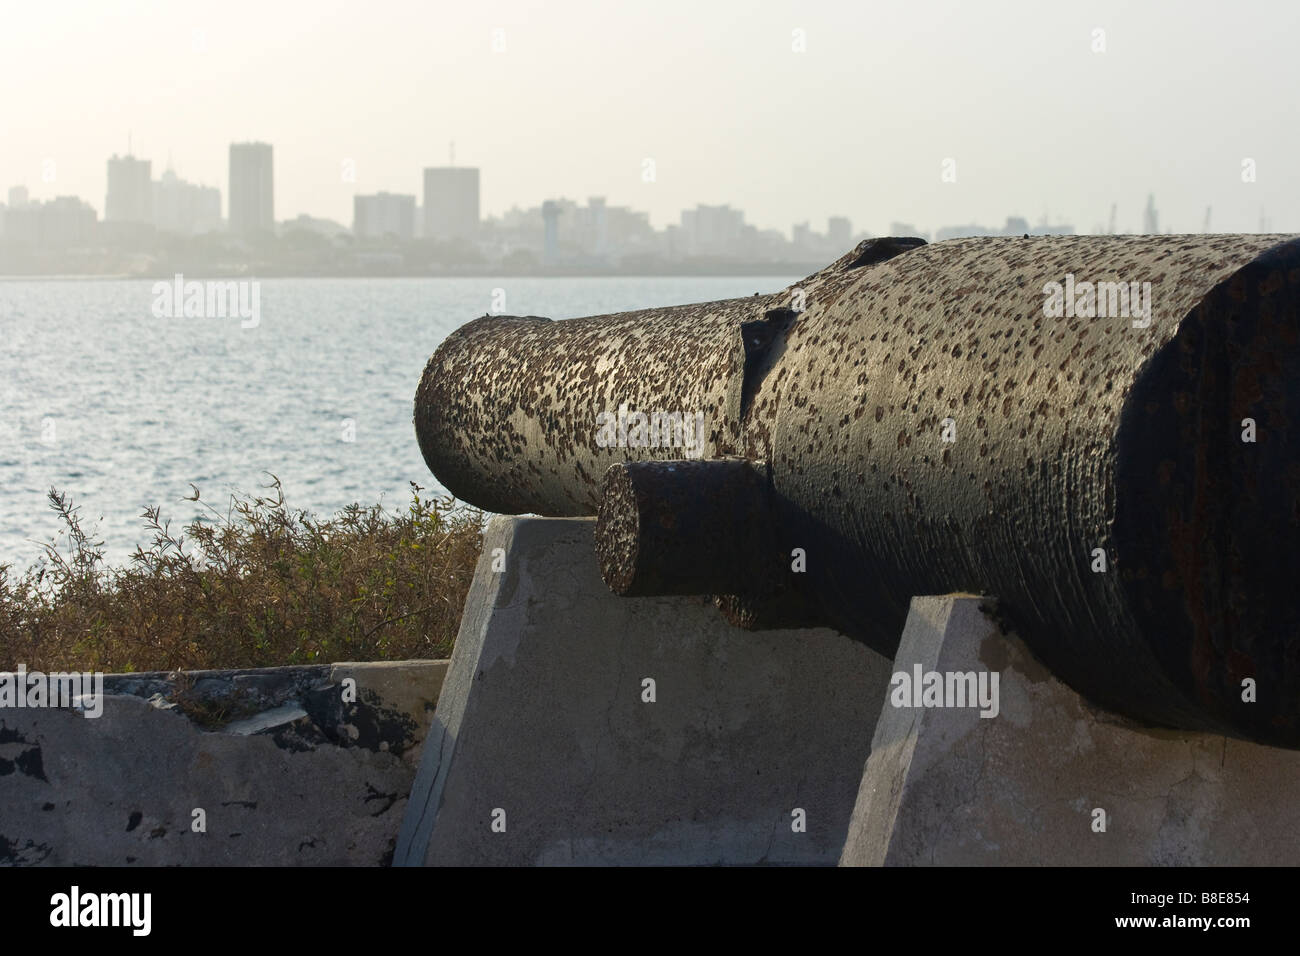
[840,596,1300,865]
[1,659,447,866]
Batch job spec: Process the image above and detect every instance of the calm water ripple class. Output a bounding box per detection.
[0,276,795,567]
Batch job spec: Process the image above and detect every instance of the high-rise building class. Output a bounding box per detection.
[229,142,274,236]
[3,196,97,245]
[106,155,153,223]
[40,197,98,244]
[2,202,35,242]
[153,169,222,235]
[541,200,561,264]
[353,192,416,240]
[681,204,745,256]
[828,216,852,248]
[1143,194,1159,235]
[587,196,609,256]
[423,167,480,241]
[7,185,29,208]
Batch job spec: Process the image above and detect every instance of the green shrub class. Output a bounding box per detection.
[0,477,483,673]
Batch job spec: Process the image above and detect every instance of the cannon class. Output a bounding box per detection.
[415,234,1300,749]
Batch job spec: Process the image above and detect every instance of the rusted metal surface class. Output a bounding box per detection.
[596,457,778,597]
[415,234,1300,747]
[414,302,752,515]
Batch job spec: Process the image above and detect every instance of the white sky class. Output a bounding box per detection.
[1,0,1296,235]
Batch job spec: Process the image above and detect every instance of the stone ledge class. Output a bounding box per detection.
[1,658,448,867]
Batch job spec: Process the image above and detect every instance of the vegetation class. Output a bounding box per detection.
[0,478,483,673]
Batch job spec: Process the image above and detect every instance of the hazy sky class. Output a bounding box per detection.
[2,0,1297,236]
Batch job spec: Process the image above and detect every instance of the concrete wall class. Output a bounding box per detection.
[841,596,1300,866]
[2,660,447,866]
[396,516,894,866]
[11,562,1297,867]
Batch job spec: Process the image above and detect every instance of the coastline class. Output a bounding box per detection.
[0,264,819,281]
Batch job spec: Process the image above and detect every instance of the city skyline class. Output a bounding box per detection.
[3,136,1267,278]
[0,137,1094,278]
[0,132,1277,241]
[5,136,1249,248]
[2,1,1297,238]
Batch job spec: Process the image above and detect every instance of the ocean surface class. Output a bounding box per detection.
[0,276,797,569]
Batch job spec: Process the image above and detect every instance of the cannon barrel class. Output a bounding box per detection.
[415,235,1300,748]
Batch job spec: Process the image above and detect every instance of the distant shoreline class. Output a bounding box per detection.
[0,268,814,281]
